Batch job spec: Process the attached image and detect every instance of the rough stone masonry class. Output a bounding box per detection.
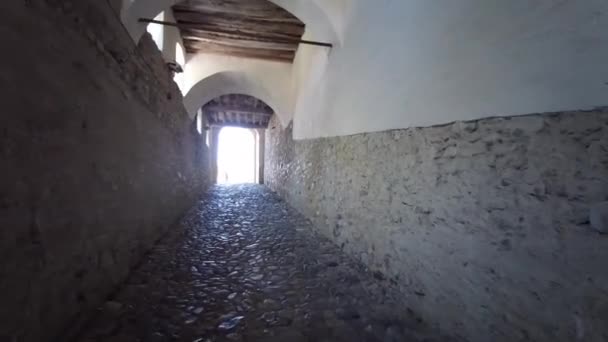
[265,109,608,342]
[0,1,210,341]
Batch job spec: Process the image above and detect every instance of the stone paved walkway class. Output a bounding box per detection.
[77,185,454,342]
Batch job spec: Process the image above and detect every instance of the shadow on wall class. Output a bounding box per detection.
[0,1,209,341]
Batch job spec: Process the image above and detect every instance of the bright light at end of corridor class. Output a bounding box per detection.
[217,127,256,184]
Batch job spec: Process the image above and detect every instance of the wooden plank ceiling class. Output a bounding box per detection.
[203,94,274,128]
[172,0,305,62]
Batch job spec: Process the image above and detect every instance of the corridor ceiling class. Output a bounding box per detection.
[203,94,274,128]
[172,0,305,62]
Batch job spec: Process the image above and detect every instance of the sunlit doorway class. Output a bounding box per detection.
[217,127,256,184]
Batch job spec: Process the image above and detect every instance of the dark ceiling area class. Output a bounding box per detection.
[202,94,274,128]
[172,0,306,63]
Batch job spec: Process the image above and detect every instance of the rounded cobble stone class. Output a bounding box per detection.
[76,184,455,342]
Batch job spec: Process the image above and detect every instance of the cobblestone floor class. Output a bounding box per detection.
[77,185,455,342]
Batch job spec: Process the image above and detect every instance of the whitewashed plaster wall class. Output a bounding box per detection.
[291,0,608,139]
[160,10,184,66]
[132,6,186,92]
[120,0,608,140]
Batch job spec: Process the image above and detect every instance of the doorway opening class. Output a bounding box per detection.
[217,127,258,184]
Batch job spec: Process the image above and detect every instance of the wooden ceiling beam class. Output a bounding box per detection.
[199,90,275,129]
[143,0,319,62]
[184,41,294,62]
[203,113,272,129]
[204,105,273,116]
[140,19,332,48]
[180,28,300,44]
[172,1,301,22]
[181,34,297,51]
[172,9,304,30]
[171,10,304,38]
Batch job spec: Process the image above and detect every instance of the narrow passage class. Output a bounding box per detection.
[77,185,452,342]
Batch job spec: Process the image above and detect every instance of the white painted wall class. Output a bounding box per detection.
[161,10,186,93]
[292,0,608,138]
[160,10,184,64]
[146,12,165,51]
[139,8,187,92]
[122,0,183,42]
[310,0,353,43]
[121,0,608,140]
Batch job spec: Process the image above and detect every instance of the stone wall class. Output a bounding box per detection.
[0,1,209,341]
[265,109,608,342]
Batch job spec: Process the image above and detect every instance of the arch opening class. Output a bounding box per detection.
[205,94,271,185]
[202,94,274,129]
[184,71,288,125]
[122,0,343,134]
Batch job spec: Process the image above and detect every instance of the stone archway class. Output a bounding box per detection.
[183,71,289,125]
[202,94,273,184]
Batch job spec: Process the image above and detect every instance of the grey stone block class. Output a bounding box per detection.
[264,109,608,342]
[590,202,608,234]
[1,1,211,341]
